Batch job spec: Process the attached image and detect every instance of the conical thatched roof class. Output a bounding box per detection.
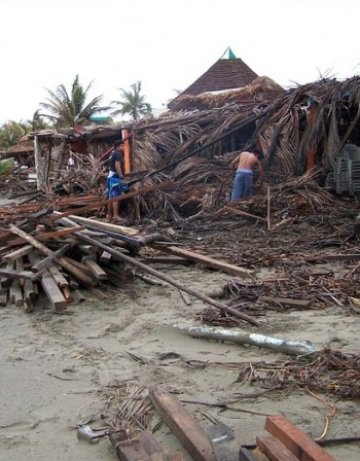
[168,55,258,110]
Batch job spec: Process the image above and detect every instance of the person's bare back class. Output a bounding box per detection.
[231,151,262,172]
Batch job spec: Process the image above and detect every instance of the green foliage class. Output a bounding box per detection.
[39,75,109,128]
[0,158,14,176]
[112,81,152,121]
[0,121,29,149]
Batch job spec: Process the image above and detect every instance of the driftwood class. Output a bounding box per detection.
[174,324,319,356]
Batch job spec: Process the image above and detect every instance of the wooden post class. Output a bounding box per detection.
[34,135,45,191]
[122,128,131,173]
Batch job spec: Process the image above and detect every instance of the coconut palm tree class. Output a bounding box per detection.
[112,81,152,121]
[39,75,108,127]
[0,120,29,149]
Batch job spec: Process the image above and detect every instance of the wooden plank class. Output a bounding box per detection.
[9,225,96,287]
[139,256,191,265]
[10,282,23,307]
[70,215,140,237]
[23,279,35,313]
[3,244,34,261]
[48,265,69,288]
[149,389,217,461]
[154,245,254,279]
[0,261,14,288]
[265,415,336,461]
[256,434,299,461]
[40,271,67,312]
[5,226,85,248]
[32,244,71,272]
[260,297,311,309]
[0,269,37,280]
[83,258,107,280]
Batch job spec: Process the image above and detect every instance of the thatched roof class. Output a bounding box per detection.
[168,56,258,110]
[167,76,285,111]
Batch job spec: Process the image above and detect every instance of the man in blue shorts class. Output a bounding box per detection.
[230,149,264,202]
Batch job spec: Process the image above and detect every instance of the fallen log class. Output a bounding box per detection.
[174,324,319,356]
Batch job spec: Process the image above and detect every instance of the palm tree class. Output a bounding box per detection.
[39,75,108,127]
[112,81,152,121]
[27,110,49,131]
[0,120,29,149]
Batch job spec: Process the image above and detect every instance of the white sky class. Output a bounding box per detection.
[0,0,359,124]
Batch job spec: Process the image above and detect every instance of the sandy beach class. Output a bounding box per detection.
[0,260,359,461]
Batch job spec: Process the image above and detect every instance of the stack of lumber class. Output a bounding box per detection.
[0,212,141,313]
[241,415,336,461]
[0,212,257,324]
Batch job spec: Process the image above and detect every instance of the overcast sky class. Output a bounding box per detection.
[0,0,359,124]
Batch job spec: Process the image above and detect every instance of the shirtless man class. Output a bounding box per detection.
[230,150,263,202]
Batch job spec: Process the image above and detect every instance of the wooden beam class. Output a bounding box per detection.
[48,266,69,288]
[10,282,23,307]
[3,244,34,261]
[154,245,254,279]
[8,225,96,286]
[73,232,259,325]
[82,257,107,280]
[40,271,67,312]
[139,256,191,265]
[257,434,299,461]
[149,389,217,461]
[265,415,336,461]
[0,269,37,280]
[49,181,173,221]
[32,244,71,272]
